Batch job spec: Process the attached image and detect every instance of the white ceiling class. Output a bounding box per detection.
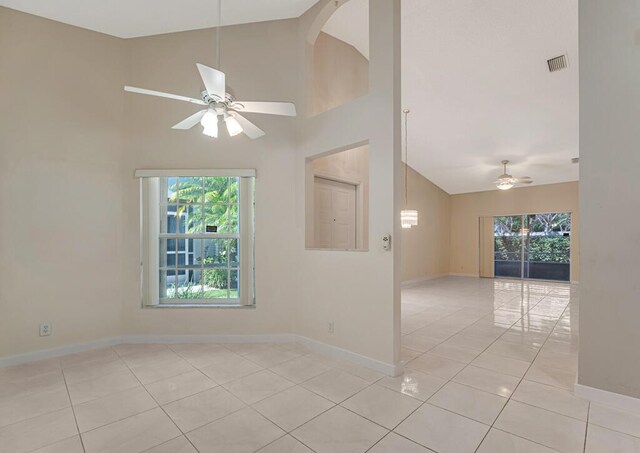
[402,0,579,194]
[2,0,579,194]
[0,0,319,38]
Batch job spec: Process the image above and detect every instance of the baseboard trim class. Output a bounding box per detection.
[0,337,123,367]
[449,273,480,278]
[296,335,402,376]
[575,383,640,413]
[401,274,449,288]
[0,334,401,376]
[119,334,295,345]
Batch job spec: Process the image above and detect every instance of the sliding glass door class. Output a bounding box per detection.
[493,212,571,281]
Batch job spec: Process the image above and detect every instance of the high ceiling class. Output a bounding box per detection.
[401,0,579,194]
[1,0,579,194]
[0,0,318,38]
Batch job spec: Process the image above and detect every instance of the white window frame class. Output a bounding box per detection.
[137,169,255,308]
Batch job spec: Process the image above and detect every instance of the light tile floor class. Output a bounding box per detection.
[1,277,640,452]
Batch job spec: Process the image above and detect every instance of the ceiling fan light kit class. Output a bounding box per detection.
[494,160,533,191]
[200,110,219,138]
[122,0,296,140]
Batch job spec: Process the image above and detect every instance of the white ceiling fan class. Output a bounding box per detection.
[494,160,533,190]
[123,0,296,140]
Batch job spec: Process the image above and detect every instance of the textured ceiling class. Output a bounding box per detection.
[0,0,319,38]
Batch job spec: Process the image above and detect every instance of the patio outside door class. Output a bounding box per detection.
[489,212,571,281]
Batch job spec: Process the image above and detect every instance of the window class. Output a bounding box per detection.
[138,170,255,307]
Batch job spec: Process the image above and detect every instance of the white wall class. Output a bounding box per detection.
[1,2,402,372]
[293,0,402,366]
[121,22,300,338]
[578,0,640,398]
[0,8,126,356]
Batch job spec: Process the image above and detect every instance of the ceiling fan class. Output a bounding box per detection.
[494,160,533,190]
[123,0,296,140]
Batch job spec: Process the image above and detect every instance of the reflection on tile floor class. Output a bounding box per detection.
[1,277,639,452]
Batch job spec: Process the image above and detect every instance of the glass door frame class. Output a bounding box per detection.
[486,211,572,282]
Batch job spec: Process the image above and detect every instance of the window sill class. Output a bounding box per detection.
[146,303,256,309]
[305,248,369,252]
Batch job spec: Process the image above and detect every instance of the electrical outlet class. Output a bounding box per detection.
[328,321,335,334]
[39,322,52,337]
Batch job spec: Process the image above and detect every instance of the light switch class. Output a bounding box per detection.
[382,233,392,251]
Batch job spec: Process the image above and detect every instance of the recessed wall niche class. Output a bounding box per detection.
[311,0,370,115]
[305,144,369,250]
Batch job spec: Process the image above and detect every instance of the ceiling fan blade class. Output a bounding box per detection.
[517,178,534,184]
[196,63,226,101]
[231,112,266,139]
[172,110,207,130]
[124,86,206,105]
[231,101,297,116]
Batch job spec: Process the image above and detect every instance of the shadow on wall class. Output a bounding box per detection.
[311,0,369,115]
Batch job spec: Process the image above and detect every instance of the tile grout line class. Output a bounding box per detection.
[59,357,88,453]
[583,401,590,453]
[471,288,574,452]
[402,282,573,452]
[112,344,202,453]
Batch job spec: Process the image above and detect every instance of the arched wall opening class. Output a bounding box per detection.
[306,0,370,116]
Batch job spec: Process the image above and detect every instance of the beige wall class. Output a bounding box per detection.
[578,0,640,398]
[309,145,369,249]
[1,0,402,370]
[122,21,300,339]
[401,166,451,282]
[0,7,127,356]
[449,182,580,282]
[293,0,401,366]
[312,31,369,115]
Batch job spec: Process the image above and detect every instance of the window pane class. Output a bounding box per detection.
[178,254,199,268]
[229,238,239,267]
[204,177,229,204]
[186,205,203,233]
[159,239,170,268]
[178,177,203,203]
[166,177,179,203]
[203,204,229,233]
[163,205,178,234]
[174,269,203,299]
[202,268,229,299]
[200,239,229,267]
[218,204,239,234]
[161,269,179,299]
[160,270,170,298]
[229,177,239,203]
[229,269,239,299]
[176,207,187,233]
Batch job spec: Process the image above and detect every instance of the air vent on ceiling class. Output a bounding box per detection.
[547,54,568,72]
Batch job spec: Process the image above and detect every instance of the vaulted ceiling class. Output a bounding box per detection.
[1,0,579,194]
[0,0,318,37]
[322,0,579,194]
